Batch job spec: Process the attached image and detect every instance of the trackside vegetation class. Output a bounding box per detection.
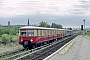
[0,26,20,45]
[85,31,90,36]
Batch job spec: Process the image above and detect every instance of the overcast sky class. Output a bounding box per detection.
[0,0,90,28]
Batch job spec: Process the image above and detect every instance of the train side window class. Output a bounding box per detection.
[49,30,50,35]
[63,30,64,34]
[52,30,53,35]
[54,30,56,35]
[59,30,60,34]
[47,30,48,35]
[43,30,46,36]
[40,30,42,36]
[50,30,52,35]
[37,30,42,36]
[56,30,58,34]
[45,30,47,36]
[61,30,62,34]
[27,30,34,36]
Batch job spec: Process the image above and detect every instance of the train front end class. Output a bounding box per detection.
[19,26,37,49]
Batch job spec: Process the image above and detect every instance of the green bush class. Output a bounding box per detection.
[0,26,21,45]
[11,35,18,42]
[85,31,90,36]
[1,34,11,44]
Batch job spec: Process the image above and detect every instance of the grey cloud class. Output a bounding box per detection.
[72,0,90,15]
[79,0,90,3]
[72,11,86,15]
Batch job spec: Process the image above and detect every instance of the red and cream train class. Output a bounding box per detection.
[19,26,75,49]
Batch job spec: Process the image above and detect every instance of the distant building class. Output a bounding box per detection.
[0,19,30,28]
[1,25,27,29]
[8,21,10,28]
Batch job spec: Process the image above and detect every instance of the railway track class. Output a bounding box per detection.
[0,34,78,60]
[23,35,78,60]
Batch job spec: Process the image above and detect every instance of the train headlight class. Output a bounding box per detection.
[30,39,33,42]
[21,38,23,42]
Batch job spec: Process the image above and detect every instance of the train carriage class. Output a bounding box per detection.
[19,26,67,49]
[66,30,73,36]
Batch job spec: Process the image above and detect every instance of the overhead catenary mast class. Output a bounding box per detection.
[27,18,30,26]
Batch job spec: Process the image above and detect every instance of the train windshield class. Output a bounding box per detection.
[20,30,34,36]
[27,30,34,36]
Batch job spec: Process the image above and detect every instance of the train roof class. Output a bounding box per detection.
[66,30,73,31]
[19,26,66,30]
[19,26,57,30]
[58,29,66,30]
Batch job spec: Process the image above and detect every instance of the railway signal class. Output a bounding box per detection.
[81,25,83,30]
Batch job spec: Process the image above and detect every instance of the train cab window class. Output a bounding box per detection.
[21,32,26,36]
[20,30,26,36]
[27,30,34,36]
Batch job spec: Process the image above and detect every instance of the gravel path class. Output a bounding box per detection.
[47,35,90,60]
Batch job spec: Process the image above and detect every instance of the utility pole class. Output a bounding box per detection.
[83,19,85,30]
[83,19,85,36]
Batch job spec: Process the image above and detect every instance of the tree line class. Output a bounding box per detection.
[32,21,63,29]
[32,21,72,30]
